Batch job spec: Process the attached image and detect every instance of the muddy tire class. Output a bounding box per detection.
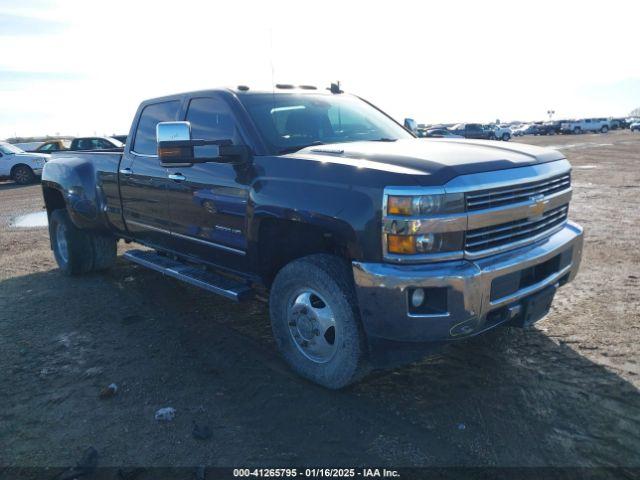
[269,254,369,389]
[49,209,117,276]
[12,165,36,185]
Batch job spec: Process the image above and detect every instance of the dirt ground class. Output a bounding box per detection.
[1,131,639,473]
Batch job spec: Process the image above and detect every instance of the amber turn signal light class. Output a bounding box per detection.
[387,196,413,216]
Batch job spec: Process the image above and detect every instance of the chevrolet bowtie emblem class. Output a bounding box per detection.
[529,194,547,218]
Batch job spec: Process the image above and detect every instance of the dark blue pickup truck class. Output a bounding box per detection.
[42,86,583,388]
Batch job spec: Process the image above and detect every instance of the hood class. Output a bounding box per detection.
[292,138,565,186]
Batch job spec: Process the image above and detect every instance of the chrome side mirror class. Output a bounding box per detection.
[404,118,418,134]
[157,121,191,143]
[156,121,248,166]
[156,121,200,166]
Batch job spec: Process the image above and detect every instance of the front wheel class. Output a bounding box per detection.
[269,254,368,389]
[12,165,36,185]
[501,133,511,141]
[600,126,609,133]
[49,209,117,276]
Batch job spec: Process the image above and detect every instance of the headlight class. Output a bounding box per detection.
[384,190,466,259]
[387,193,464,216]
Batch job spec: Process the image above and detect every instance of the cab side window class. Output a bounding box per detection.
[133,101,181,155]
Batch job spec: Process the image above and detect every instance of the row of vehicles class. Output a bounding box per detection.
[418,124,512,141]
[17,136,126,153]
[0,137,126,184]
[418,117,640,141]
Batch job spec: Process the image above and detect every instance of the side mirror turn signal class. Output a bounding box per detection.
[156,121,249,166]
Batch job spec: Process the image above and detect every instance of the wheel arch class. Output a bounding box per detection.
[252,216,361,287]
[10,163,34,176]
[42,183,67,216]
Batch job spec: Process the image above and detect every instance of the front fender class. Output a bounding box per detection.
[248,176,379,262]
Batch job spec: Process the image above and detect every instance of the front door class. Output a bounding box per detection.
[166,95,251,269]
[120,100,181,250]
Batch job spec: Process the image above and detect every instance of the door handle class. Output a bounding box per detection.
[119,167,132,176]
[168,173,186,182]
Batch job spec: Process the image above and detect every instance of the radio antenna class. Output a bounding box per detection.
[269,28,275,99]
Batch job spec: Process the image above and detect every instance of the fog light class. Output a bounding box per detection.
[387,234,416,254]
[416,233,442,253]
[411,288,425,308]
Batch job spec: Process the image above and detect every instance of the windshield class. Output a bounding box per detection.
[0,142,25,155]
[239,93,412,154]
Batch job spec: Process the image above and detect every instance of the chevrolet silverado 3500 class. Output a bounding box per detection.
[42,86,583,388]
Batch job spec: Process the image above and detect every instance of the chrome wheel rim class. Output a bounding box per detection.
[56,223,69,263]
[287,289,338,364]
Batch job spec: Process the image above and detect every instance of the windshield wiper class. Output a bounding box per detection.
[369,137,397,142]
[278,141,324,154]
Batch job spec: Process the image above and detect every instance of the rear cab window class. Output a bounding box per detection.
[133,100,181,155]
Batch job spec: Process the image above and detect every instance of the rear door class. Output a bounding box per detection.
[119,100,181,250]
[166,95,251,269]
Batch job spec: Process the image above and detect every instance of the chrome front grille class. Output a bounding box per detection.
[465,204,569,253]
[465,173,571,211]
[382,160,574,264]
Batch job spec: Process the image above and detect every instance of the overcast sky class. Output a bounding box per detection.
[1,0,639,139]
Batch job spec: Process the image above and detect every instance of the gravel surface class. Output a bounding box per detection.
[1,131,639,470]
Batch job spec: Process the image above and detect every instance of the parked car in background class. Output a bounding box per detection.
[422,128,463,138]
[30,139,71,153]
[631,121,640,132]
[538,121,562,135]
[609,118,626,130]
[69,137,124,151]
[449,123,493,140]
[560,118,610,134]
[490,125,512,141]
[512,124,536,137]
[0,141,49,184]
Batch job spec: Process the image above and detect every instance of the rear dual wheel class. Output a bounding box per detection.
[50,209,117,275]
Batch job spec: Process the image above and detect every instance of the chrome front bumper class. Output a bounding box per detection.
[352,221,583,343]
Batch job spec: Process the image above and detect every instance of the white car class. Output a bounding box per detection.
[512,124,535,137]
[560,118,611,134]
[0,142,49,184]
[492,125,512,141]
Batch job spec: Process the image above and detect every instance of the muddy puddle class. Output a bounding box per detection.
[10,211,48,228]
